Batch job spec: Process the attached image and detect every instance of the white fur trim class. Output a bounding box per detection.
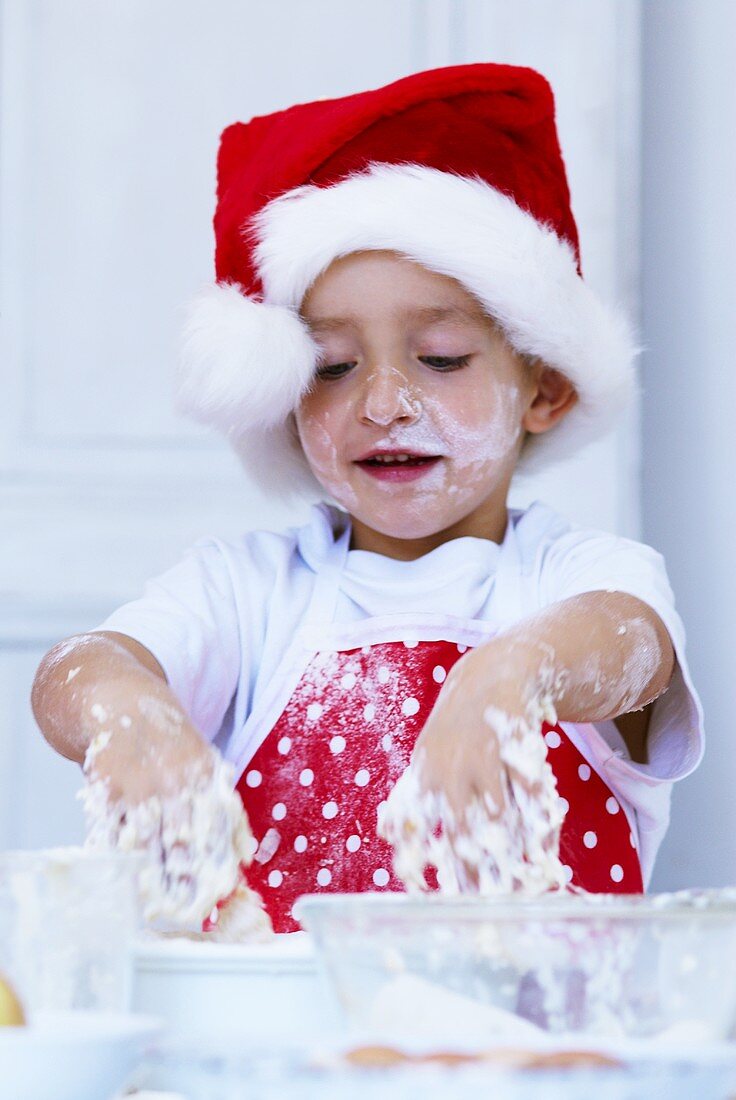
[177,281,317,433]
[230,418,326,501]
[252,163,638,475]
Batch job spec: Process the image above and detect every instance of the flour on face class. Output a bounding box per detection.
[295,251,533,543]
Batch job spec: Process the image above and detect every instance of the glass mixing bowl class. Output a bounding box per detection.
[0,847,141,1012]
[294,890,736,1046]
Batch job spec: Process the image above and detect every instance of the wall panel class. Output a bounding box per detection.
[1,0,641,849]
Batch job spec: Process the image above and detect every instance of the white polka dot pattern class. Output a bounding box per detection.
[610,864,624,883]
[236,638,643,933]
[245,770,262,788]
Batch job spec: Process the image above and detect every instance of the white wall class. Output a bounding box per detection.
[641,1,736,889]
[1,1,640,848]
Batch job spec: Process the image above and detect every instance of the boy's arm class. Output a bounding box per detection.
[31,631,213,801]
[415,590,675,817]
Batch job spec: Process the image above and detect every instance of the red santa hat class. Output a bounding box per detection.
[178,63,637,498]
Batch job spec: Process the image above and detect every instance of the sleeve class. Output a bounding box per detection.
[537,527,704,784]
[90,539,242,743]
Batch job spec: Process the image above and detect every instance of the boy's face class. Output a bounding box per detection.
[295,251,544,555]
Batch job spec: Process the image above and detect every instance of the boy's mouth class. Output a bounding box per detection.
[354,450,443,482]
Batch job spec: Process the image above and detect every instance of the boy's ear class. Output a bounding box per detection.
[522,366,578,435]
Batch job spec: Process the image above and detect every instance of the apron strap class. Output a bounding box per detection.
[300,515,352,636]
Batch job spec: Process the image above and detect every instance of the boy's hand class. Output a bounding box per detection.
[381,591,675,895]
[32,632,267,930]
[413,644,531,824]
[81,683,215,805]
[379,639,567,894]
[385,638,563,893]
[414,589,674,818]
[79,684,258,928]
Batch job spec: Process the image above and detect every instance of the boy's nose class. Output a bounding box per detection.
[358,365,421,427]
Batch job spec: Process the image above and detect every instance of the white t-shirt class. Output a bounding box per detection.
[94,500,704,887]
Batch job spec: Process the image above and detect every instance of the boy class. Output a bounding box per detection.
[32,64,702,932]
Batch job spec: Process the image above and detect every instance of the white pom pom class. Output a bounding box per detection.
[177,282,317,433]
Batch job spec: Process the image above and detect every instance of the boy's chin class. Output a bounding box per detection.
[347,506,464,544]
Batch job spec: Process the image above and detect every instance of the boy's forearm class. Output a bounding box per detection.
[31,632,178,765]
[457,591,675,725]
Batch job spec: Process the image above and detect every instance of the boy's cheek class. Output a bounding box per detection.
[296,408,335,462]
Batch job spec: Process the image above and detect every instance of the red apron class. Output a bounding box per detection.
[230,521,642,934]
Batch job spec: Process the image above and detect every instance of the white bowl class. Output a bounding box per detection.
[132,932,342,1041]
[0,1011,160,1100]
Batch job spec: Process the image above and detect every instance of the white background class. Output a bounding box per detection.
[1,1,732,889]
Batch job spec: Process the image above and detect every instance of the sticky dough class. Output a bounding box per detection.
[378,693,568,895]
[81,737,272,934]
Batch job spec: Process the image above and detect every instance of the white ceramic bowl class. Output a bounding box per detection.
[132,932,342,1041]
[0,1011,160,1100]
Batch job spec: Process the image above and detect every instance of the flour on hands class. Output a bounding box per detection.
[81,733,270,932]
[378,692,568,895]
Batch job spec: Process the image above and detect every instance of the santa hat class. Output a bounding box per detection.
[178,63,637,498]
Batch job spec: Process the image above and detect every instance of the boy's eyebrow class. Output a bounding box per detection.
[305,305,486,331]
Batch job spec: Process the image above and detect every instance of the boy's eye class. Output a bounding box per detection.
[419,355,471,371]
[315,361,356,380]
[315,355,471,380]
